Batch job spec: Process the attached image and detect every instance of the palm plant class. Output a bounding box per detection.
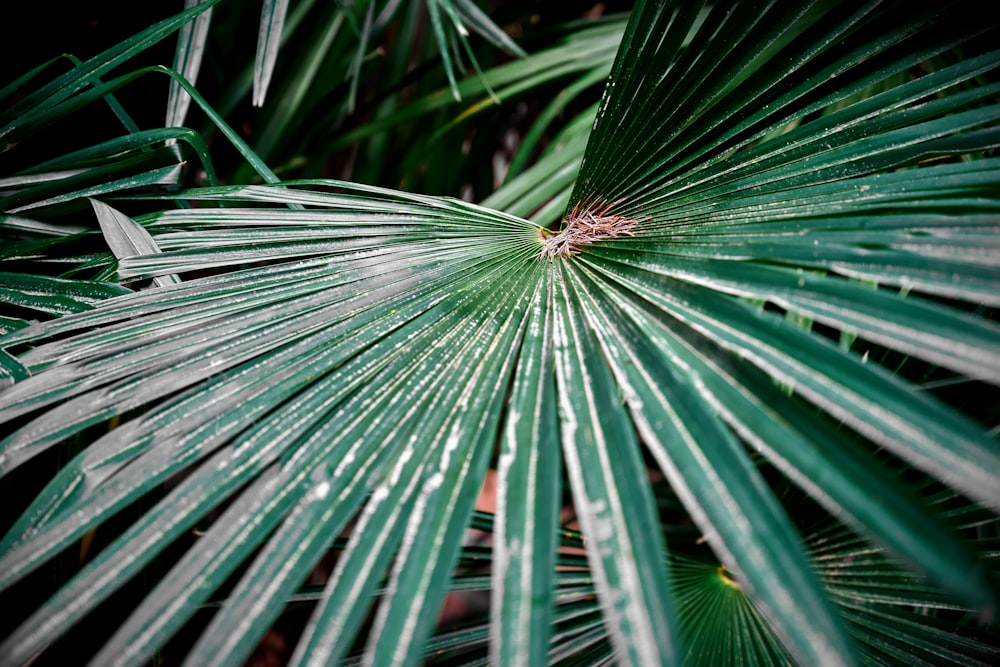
[1,0,999,665]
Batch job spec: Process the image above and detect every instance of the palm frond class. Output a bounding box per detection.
[2,1,999,665]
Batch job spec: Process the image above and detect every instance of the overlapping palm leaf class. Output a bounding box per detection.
[393,504,1000,665]
[2,0,999,665]
[168,0,525,117]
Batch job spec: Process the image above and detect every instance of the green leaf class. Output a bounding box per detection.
[345,1,373,114]
[19,127,218,187]
[0,272,130,317]
[255,7,346,159]
[254,0,291,107]
[330,17,622,149]
[359,267,534,667]
[91,200,179,287]
[563,263,855,667]
[166,0,215,126]
[550,260,679,665]
[0,0,220,146]
[0,349,28,388]
[489,271,561,667]
[672,556,789,666]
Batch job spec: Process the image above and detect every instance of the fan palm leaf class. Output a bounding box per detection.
[2,0,999,665]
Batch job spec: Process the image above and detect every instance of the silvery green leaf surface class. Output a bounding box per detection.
[91,200,179,287]
[2,1,999,665]
[166,0,215,126]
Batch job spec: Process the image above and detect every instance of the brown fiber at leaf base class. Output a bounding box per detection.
[539,196,641,258]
